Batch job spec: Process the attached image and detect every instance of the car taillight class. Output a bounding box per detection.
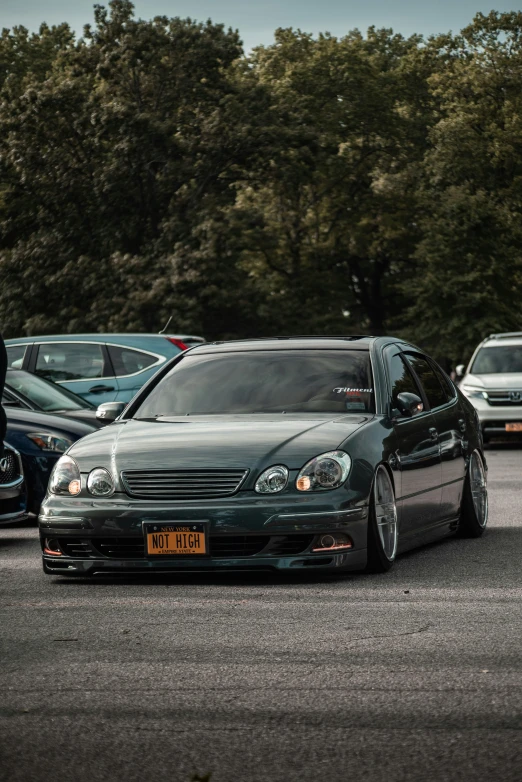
[166,338,188,351]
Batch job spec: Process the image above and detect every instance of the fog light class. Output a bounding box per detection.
[44,538,63,556]
[312,533,352,552]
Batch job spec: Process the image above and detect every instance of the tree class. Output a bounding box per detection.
[406,12,522,363]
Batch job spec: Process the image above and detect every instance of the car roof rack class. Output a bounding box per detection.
[488,332,522,339]
[206,335,373,345]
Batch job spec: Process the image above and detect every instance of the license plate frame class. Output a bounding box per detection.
[143,521,209,557]
[505,422,522,432]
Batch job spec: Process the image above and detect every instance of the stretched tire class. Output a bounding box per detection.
[365,465,398,573]
[458,450,488,538]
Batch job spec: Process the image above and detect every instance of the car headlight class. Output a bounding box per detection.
[296,451,352,491]
[49,455,81,496]
[255,465,289,494]
[460,385,487,400]
[87,468,115,497]
[26,432,73,453]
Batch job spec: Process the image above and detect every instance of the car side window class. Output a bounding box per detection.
[108,346,158,377]
[6,345,27,369]
[35,343,106,382]
[429,360,456,402]
[404,353,448,410]
[385,348,422,410]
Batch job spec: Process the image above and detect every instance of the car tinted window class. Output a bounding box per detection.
[429,361,456,402]
[35,343,105,382]
[7,370,93,411]
[108,345,158,376]
[136,350,374,416]
[405,353,448,409]
[6,345,27,369]
[386,348,420,407]
[471,345,522,374]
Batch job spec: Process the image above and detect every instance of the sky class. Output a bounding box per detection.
[1,1,519,51]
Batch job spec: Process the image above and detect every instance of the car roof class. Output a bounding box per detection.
[4,333,204,344]
[481,332,522,348]
[185,336,379,353]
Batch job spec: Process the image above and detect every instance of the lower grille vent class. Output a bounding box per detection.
[210,536,268,558]
[268,535,314,556]
[58,539,92,558]
[92,538,145,559]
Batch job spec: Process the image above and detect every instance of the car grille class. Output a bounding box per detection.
[268,535,315,556]
[59,539,93,558]
[120,469,249,499]
[210,536,268,557]
[486,391,522,406]
[92,538,145,558]
[56,535,315,559]
[0,451,20,485]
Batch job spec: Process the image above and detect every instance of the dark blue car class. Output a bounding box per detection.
[0,442,27,524]
[5,408,96,515]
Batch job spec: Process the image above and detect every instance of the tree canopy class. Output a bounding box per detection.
[1,2,521,365]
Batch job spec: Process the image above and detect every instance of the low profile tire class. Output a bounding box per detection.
[458,450,488,538]
[365,465,398,573]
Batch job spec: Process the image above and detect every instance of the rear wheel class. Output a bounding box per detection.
[366,465,398,573]
[458,450,488,538]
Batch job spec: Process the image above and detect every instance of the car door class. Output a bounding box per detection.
[384,345,442,537]
[106,344,162,403]
[30,341,120,405]
[5,344,32,370]
[405,353,466,520]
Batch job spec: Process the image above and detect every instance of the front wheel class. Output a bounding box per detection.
[458,450,488,538]
[365,465,398,573]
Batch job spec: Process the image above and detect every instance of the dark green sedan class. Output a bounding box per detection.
[39,337,488,577]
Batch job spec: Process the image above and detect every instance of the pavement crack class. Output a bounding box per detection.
[344,624,432,646]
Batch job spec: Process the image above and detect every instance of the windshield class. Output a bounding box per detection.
[471,346,522,374]
[6,370,94,411]
[135,350,374,417]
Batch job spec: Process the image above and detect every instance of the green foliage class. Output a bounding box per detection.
[1,2,522,364]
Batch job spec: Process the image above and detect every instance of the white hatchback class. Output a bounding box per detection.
[458,332,522,440]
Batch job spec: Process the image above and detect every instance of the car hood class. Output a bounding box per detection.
[463,373,522,389]
[6,407,98,437]
[68,414,371,473]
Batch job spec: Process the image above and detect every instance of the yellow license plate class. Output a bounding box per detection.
[505,422,522,432]
[145,523,207,556]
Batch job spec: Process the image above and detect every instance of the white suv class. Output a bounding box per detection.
[458,332,522,441]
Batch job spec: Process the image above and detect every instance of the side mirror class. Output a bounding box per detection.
[2,397,23,407]
[456,364,465,378]
[396,392,424,418]
[96,401,126,424]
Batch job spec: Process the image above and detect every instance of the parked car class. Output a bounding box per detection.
[457,331,522,442]
[4,333,205,405]
[0,442,27,524]
[6,408,97,514]
[3,368,102,427]
[39,336,487,577]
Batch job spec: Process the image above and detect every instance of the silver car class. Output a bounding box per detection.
[458,332,522,441]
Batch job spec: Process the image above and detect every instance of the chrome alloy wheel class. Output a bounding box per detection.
[469,450,488,528]
[374,466,398,561]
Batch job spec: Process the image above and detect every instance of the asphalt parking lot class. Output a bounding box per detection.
[0,447,521,782]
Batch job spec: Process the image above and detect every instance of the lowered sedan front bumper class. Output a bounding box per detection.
[38,491,369,575]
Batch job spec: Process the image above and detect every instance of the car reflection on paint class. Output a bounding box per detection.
[39,336,488,577]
